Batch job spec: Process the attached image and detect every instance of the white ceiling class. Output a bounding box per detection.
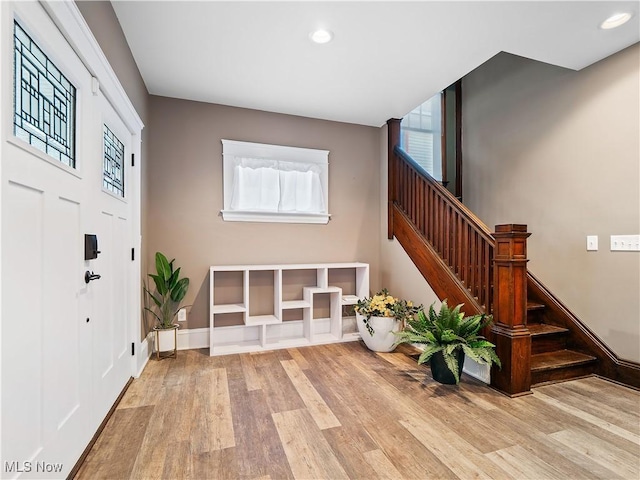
[111,1,640,127]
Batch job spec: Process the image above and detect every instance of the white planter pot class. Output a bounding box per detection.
[356,313,401,352]
[154,324,178,355]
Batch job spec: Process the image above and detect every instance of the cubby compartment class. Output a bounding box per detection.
[312,292,331,320]
[342,304,357,334]
[329,268,356,295]
[211,270,246,314]
[209,263,369,355]
[282,269,316,304]
[305,287,342,342]
[342,315,357,334]
[265,321,308,347]
[210,324,262,355]
[338,266,369,306]
[282,309,305,322]
[213,312,245,327]
[247,270,279,325]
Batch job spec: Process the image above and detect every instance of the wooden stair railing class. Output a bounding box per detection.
[391,144,495,314]
[387,118,640,394]
[388,118,531,396]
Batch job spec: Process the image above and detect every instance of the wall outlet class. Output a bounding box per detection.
[177,308,187,322]
[610,234,640,251]
[586,235,598,251]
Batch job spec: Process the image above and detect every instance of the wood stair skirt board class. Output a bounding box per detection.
[392,205,483,315]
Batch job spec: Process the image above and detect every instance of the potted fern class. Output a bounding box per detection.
[395,300,500,384]
[145,252,190,358]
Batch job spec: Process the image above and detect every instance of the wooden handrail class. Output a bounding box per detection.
[392,144,495,313]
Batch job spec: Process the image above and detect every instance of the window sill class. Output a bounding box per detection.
[221,210,330,224]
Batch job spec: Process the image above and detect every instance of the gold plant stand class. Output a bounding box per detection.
[154,324,179,360]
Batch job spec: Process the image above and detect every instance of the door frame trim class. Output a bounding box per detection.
[41,2,143,132]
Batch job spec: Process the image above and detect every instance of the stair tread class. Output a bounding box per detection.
[531,350,597,372]
[528,323,569,336]
[527,302,546,311]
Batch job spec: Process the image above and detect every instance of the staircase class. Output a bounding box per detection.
[527,302,596,386]
[387,118,639,394]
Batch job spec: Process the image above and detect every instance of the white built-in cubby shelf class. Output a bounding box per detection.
[209,263,369,356]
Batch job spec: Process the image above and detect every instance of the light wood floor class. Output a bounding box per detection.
[75,342,640,480]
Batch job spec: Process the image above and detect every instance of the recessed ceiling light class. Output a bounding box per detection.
[310,29,333,44]
[600,12,633,29]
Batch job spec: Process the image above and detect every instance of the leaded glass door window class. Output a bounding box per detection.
[103,124,125,197]
[13,21,76,167]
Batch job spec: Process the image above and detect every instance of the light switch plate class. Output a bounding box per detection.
[586,235,598,251]
[178,308,187,322]
[610,234,640,251]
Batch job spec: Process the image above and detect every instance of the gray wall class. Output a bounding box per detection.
[147,96,381,329]
[462,45,640,362]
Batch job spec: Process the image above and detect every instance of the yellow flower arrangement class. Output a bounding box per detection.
[355,288,422,336]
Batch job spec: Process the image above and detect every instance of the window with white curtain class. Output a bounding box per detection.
[221,140,330,224]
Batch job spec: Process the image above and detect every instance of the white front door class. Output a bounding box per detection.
[0,2,139,478]
[88,93,134,422]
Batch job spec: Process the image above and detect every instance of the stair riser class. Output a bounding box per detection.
[531,362,596,386]
[532,335,567,355]
[527,310,546,324]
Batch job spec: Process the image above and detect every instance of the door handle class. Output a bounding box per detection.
[85,271,101,284]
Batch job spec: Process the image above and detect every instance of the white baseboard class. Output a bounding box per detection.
[135,332,153,377]
[177,327,210,350]
[174,326,360,354]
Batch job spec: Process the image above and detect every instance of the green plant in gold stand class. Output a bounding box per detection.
[144,252,190,329]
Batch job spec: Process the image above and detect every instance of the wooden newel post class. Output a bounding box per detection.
[490,224,532,397]
[387,118,401,240]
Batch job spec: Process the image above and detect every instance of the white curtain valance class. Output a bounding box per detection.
[229,157,325,214]
[221,141,330,224]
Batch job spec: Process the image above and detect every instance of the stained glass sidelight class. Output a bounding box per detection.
[103,125,125,197]
[13,21,76,167]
